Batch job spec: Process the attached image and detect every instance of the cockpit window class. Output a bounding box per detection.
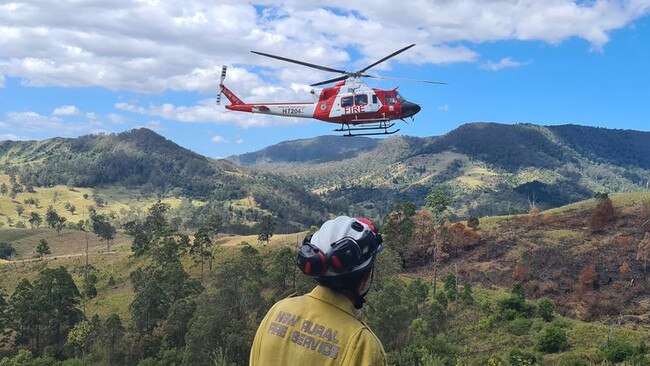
[395,91,406,103]
[354,94,368,106]
[384,94,397,105]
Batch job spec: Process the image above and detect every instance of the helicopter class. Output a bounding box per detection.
[216,44,447,136]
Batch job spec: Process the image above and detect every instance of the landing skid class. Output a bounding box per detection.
[334,122,400,137]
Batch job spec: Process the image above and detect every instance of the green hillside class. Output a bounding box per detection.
[231,123,650,219]
[0,129,333,231]
[1,193,649,365]
[5,123,647,232]
[231,135,381,165]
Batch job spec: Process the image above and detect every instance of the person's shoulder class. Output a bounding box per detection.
[356,326,383,347]
[269,292,308,310]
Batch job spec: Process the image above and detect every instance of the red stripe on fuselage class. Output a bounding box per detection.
[313,82,343,120]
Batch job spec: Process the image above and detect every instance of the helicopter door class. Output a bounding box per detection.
[354,93,379,114]
[366,93,380,113]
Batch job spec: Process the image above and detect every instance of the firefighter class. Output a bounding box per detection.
[250,216,386,365]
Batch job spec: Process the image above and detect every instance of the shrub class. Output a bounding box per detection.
[478,316,493,331]
[508,348,537,366]
[578,264,597,290]
[507,317,531,336]
[443,273,457,302]
[497,297,535,320]
[513,264,531,282]
[597,339,645,363]
[435,290,448,309]
[388,336,456,366]
[459,283,474,305]
[486,355,505,366]
[0,241,17,259]
[589,197,615,232]
[467,216,479,229]
[619,262,631,276]
[527,206,541,227]
[538,298,555,322]
[536,325,568,353]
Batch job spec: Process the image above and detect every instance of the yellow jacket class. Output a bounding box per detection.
[250,285,386,366]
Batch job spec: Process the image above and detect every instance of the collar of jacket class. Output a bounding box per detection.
[307,285,356,317]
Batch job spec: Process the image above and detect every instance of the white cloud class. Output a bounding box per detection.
[0,1,647,94]
[0,74,4,88]
[438,104,449,111]
[115,99,308,128]
[480,57,529,71]
[0,110,105,135]
[0,133,19,141]
[211,135,228,143]
[211,135,244,144]
[4,111,66,132]
[107,113,126,124]
[52,105,80,116]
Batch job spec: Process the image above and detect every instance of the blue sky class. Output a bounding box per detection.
[1,1,649,158]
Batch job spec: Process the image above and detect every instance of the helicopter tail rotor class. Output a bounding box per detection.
[216,65,227,105]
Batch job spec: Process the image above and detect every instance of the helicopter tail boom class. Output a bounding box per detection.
[220,84,245,106]
[216,66,245,106]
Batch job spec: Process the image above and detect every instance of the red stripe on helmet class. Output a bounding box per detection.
[331,255,342,268]
[318,251,327,274]
[305,262,312,275]
[356,217,376,233]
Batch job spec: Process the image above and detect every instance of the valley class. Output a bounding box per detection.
[1,123,649,365]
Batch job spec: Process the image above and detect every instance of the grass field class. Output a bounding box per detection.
[0,174,195,228]
[456,166,499,188]
[0,226,308,321]
[0,227,131,260]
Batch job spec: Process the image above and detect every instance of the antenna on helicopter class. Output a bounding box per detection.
[216,65,227,105]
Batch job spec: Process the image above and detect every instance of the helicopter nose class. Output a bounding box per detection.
[402,101,421,118]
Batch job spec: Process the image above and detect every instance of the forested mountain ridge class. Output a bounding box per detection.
[417,123,650,171]
[0,129,331,231]
[0,128,241,196]
[231,135,384,165]
[2,123,649,229]
[231,122,650,218]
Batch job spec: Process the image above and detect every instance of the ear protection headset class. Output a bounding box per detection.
[297,219,383,277]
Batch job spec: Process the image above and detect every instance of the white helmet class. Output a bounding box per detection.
[297,216,383,277]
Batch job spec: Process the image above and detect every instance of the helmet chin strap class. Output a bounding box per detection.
[353,267,375,309]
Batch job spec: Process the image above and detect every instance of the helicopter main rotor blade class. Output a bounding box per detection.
[251,50,348,74]
[364,74,448,85]
[356,44,416,74]
[310,75,349,87]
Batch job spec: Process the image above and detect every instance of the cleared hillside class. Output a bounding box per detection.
[417,191,650,325]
